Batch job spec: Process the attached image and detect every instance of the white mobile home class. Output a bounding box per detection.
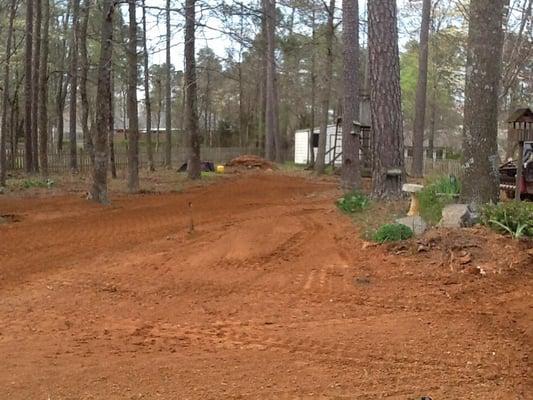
[294,125,342,165]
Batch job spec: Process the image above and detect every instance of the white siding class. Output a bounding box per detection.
[294,129,310,164]
[294,125,342,165]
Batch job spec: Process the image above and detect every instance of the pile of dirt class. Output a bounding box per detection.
[388,226,533,276]
[226,155,276,170]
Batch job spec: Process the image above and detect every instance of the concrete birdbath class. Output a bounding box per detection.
[402,183,424,216]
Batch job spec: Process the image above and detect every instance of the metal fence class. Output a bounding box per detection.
[8,146,263,174]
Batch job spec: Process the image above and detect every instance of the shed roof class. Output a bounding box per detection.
[507,108,533,123]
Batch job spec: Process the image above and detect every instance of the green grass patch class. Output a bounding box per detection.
[372,223,414,243]
[336,191,370,214]
[419,175,461,225]
[350,199,409,241]
[21,178,55,189]
[481,201,533,238]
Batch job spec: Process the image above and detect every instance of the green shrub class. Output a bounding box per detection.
[21,179,54,189]
[336,191,370,214]
[373,223,413,243]
[482,201,533,238]
[419,175,461,224]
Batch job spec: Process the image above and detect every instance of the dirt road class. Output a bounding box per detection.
[0,173,531,399]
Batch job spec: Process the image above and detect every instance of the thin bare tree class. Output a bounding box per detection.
[24,0,34,172]
[411,0,432,177]
[185,0,201,179]
[164,0,172,167]
[314,0,335,174]
[1,0,17,185]
[69,0,81,173]
[142,0,155,171]
[39,0,50,177]
[127,0,140,192]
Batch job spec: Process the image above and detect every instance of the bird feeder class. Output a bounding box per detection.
[507,108,533,200]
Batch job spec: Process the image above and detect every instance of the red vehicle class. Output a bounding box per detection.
[500,142,533,200]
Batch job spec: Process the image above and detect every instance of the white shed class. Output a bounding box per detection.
[294,125,342,165]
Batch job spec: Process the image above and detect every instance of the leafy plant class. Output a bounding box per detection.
[373,223,413,243]
[418,175,461,224]
[21,179,54,189]
[482,201,533,238]
[336,191,370,214]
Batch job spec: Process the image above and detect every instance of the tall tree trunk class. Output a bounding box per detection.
[24,0,34,173]
[462,0,505,204]
[56,4,70,153]
[127,0,139,192]
[31,0,42,172]
[142,0,154,171]
[314,0,335,174]
[238,3,246,147]
[368,0,405,198]
[427,75,438,162]
[308,3,316,166]
[341,0,361,190]
[164,0,172,167]
[90,0,116,204]
[411,0,432,177]
[185,0,201,179]
[156,78,162,153]
[264,0,279,162]
[1,0,16,185]
[79,0,93,162]
[39,0,50,177]
[258,1,267,152]
[69,0,81,173]
[109,68,117,178]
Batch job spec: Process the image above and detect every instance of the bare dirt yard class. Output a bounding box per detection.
[0,172,531,399]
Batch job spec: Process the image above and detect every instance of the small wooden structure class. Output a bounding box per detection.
[507,108,533,200]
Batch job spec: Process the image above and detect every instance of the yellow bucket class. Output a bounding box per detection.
[216,165,225,174]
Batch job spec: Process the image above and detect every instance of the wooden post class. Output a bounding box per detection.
[515,140,524,201]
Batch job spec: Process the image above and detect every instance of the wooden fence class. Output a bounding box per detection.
[7,146,263,174]
[405,157,462,177]
[7,146,461,177]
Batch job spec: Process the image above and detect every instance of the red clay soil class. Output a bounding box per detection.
[0,173,531,399]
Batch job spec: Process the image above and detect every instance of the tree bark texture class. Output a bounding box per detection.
[31,0,42,172]
[39,0,50,177]
[69,0,80,173]
[368,0,405,198]
[1,0,17,185]
[164,0,172,167]
[90,0,116,204]
[127,0,140,192]
[79,0,93,162]
[264,0,279,162]
[461,0,505,204]
[142,0,155,171]
[185,0,201,179]
[314,0,335,174]
[24,0,34,172]
[411,0,431,177]
[341,0,361,190]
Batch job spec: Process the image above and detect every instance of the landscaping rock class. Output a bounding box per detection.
[440,204,478,228]
[395,216,427,236]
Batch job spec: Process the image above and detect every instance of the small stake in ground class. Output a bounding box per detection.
[188,201,194,233]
